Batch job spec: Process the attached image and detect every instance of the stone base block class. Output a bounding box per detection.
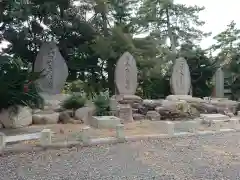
[174,121,199,133]
[91,116,121,129]
[200,114,230,124]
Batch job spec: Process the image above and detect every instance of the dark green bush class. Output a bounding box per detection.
[61,94,86,110]
[0,57,43,113]
[93,94,110,116]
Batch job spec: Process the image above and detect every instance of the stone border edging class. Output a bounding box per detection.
[1,120,240,156]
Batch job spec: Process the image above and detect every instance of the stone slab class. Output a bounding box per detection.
[174,121,199,133]
[6,133,41,143]
[91,116,121,129]
[200,114,230,122]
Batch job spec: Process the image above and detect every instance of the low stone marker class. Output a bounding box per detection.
[116,124,125,140]
[40,129,52,147]
[81,126,90,144]
[118,104,133,122]
[91,116,121,129]
[200,114,230,124]
[174,121,198,133]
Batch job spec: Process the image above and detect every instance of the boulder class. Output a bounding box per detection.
[155,106,192,120]
[117,95,142,104]
[142,99,163,110]
[133,113,145,121]
[166,95,205,103]
[59,111,82,124]
[0,106,32,128]
[75,107,94,124]
[146,111,161,121]
[132,108,139,114]
[191,103,218,114]
[211,100,239,114]
[32,112,59,124]
[136,104,148,115]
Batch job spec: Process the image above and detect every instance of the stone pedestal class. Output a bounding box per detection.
[91,116,121,129]
[146,111,161,121]
[118,104,133,122]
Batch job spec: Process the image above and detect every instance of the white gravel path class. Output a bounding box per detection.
[1,132,240,180]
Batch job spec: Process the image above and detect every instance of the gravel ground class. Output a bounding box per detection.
[1,132,240,180]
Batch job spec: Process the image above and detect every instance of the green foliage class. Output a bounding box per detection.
[61,95,86,110]
[1,0,237,100]
[179,43,217,97]
[0,56,43,111]
[93,94,110,116]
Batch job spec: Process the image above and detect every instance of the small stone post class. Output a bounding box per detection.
[237,111,240,116]
[0,132,6,153]
[230,118,239,130]
[40,129,52,147]
[188,121,197,134]
[166,122,174,136]
[81,126,90,145]
[116,124,125,141]
[211,121,221,132]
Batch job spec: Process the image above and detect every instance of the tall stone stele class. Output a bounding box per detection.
[34,42,69,95]
[111,52,141,122]
[214,68,224,98]
[170,57,191,95]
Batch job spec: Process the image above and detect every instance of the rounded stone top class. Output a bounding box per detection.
[171,57,191,95]
[115,52,138,95]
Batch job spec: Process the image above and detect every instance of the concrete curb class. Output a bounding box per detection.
[1,120,240,156]
[1,128,239,156]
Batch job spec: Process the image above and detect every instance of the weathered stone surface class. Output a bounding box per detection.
[91,116,121,129]
[118,104,133,122]
[75,107,94,124]
[59,111,82,124]
[109,96,119,111]
[0,106,32,128]
[200,114,230,124]
[136,104,148,115]
[166,95,205,103]
[32,112,59,124]
[133,113,145,121]
[115,52,138,95]
[118,95,142,104]
[59,112,72,124]
[142,99,163,110]
[146,111,161,121]
[132,108,139,114]
[214,68,224,98]
[34,42,68,94]
[191,103,218,114]
[171,57,191,95]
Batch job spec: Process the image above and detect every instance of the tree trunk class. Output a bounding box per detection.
[101,11,115,96]
[166,7,176,55]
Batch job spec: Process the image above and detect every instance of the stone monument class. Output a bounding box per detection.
[34,42,68,95]
[115,52,138,95]
[171,57,191,95]
[112,52,141,122]
[214,68,224,98]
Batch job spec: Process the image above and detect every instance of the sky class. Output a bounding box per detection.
[1,0,240,50]
[176,0,240,49]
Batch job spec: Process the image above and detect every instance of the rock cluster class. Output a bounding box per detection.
[111,95,240,121]
[0,94,94,129]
